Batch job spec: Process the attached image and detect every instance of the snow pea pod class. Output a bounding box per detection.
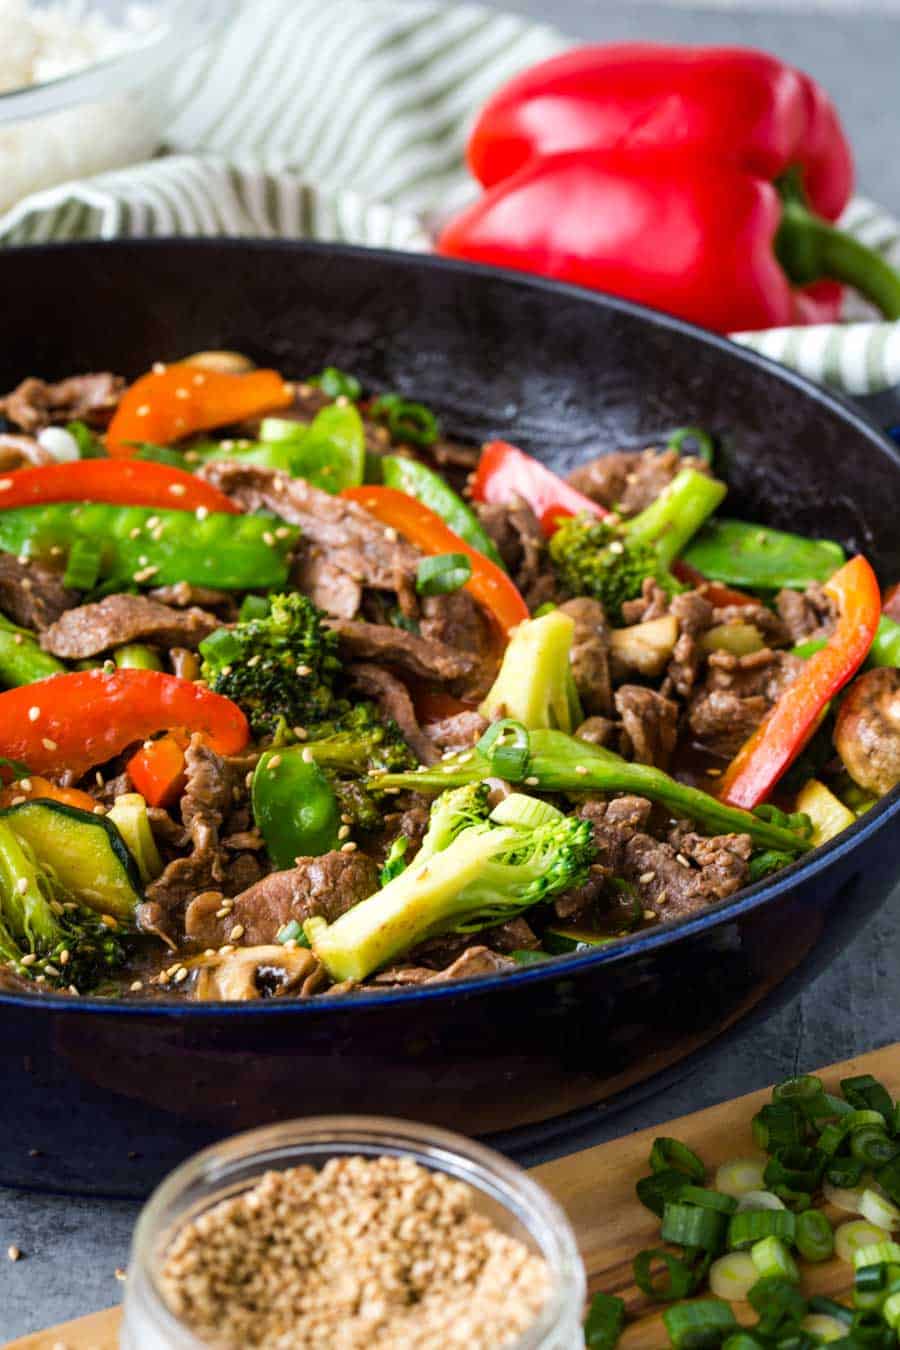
[381,454,506,568]
[0,612,64,687]
[258,404,366,493]
[252,748,341,868]
[0,505,298,591]
[682,518,845,589]
[793,613,900,667]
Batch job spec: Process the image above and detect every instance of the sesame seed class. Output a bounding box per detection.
[337,825,351,841]
[292,726,307,740]
[133,565,160,583]
[643,910,657,921]
[20,954,37,967]
[145,515,160,529]
[157,970,170,985]
[706,767,722,778]
[143,739,155,751]
[262,530,276,546]
[275,526,291,539]
[524,775,539,786]
[384,526,398,542]
[301,747,314,763]
[676,853,692,869]
[656,889,668,905]
[267,753,282,769]
[152,362,167,374]
[0,478,11,492]
[115,1266,127,1281]
[100,914,118,929]
[59,950,69,965]
[44,964,60,978]
[7,1245,21,1261]
[137,555,149,566]
[229,924,245,942]
[130,980,144,992]
[15,877,28,894]
[193,373,207,385]
[173,967,189,984]
[246,654,260,668]
[41,737,57,751]
[95,771,105,787]
[128,525,142,540]
[296,664,311,677]
[136,404,150,417]
[93,804,106,816]
[340,841,357,853]
[195,504,209,521]
[175,387,190,400]
[219,944,235,956]
[27,706,40,722]
[639,871,656,884]
[215,908,229,919]
[49,899,64,916]
[168,483,187,496]
[19,778,31,792]
[574,765,588,776]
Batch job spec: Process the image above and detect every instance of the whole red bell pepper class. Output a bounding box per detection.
[720,555,881,809]
[440,44,900,332]
[467,44,853,222]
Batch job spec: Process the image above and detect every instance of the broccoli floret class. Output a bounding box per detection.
[549,467,727,622]
[304,701,417,776]
[199,593,341,738]
[479,610,583,732]
[304,785,595,981]
[0,820,128,992]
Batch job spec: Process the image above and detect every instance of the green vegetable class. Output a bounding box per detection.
[302,701,418,778]
[65,420,107,459]
[1,800,143,922]
[541,925,616,954]
[304,782,595,981]
[252,749,341,868]
[667,426,716,466]
[370,392,439,446]
[842,1074,894,1122]
[0,812,133,992]
[370,727,811,857]
[199,592,340,739]
[63,535,103,590]
[309,366,362,400]
[106,793,163,884]
[634,1247,701,1301]
[0,504,298,591]
[662,1299,736,1348]
[727,1209,797,1250]
[584,1291,626,1348]
[751,1236,800,1283]
[637,1169,691,1219]
[682,518,846,590]
[416,552,472,596]
[549,466,726,621]
[379,836,409,887]
[0,612,65,687]
[662,1201,727,1252]
[381,455,505,567]
[651,1137,707,1182]
[870,614,900,667]
[795,1209,834,1262]
[273,403,366,493]
[114,644,163,672]
[479,610,583,734]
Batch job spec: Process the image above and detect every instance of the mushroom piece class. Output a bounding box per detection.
[190,945,325,1001]
[834,667,900,797]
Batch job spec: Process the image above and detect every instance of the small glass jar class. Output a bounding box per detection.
[121,1115,586,1350]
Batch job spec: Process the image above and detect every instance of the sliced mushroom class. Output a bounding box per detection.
[610,614,679,677]
[190,945,325,1001]
[834,667,900,797]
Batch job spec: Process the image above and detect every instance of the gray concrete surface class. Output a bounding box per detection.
[4,0,900,1340]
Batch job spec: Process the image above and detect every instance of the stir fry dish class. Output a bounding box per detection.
[0,357,897,1002]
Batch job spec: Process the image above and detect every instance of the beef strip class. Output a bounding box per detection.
[776,584,837,644]
[347,662,439,766]
[375,946,516,985]
[558,597,612,715]
[666,590,715,698]
[578,797,751,921]
[614,685,679,769]
[575,716,616,746]
[620,577,671,625]
[567,447,693,516]
[687,647,804,757]
[0,372,123,432]
[329,618,474,681]
[475,500,556,607]
[184,852,380,947]
[423,709,488,753]
[0,555,76,630]
[418,590,495,699]
[40,594,219,659]
[148,582,237,618]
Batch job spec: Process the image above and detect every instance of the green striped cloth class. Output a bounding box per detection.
[3,0,900,394]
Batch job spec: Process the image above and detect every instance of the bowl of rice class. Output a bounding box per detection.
[0,0,234,216]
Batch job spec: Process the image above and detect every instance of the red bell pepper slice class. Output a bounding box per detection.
[0,775,97,812]
[127,732,189,809]
[0,670,249,781]
[0,459,240,515]
[471,440,608,536]
[671,560,755,609]
[720,555,881,809]
[340,485,529,634]
[106,362,293,457]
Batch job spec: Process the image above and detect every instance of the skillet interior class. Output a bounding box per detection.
[0,239,899,1193]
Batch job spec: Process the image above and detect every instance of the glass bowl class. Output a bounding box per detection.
[120,1115,586,1349]
[0,0,237,214]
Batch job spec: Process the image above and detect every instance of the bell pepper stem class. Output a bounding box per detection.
[777,199,900,320]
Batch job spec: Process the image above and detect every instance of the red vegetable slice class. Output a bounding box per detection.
[0,460,240,515]
[471,440,608,536]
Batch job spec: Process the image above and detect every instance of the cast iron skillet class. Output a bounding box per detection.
[1,239,899,1197]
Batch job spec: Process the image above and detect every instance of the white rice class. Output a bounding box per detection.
[0,0,162,215]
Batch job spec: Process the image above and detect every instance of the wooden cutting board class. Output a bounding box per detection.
[11,1043,900,1350]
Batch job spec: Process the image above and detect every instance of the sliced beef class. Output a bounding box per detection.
[0,555,76,631]
[568,447,691,516]
[579,798,751,921]
[559,597,612,715]
[148,582,237,617]
[666,590,715,697]
[621,578,671,625]
[475,500,556,607]
[419,591,494,684]
[687,647,804,757]
[40,594,219,659]
[0,372,123,432]
[295,552,362,620]
[614,685,679,769]
[347,662,438,766]
[776,584,836,644]
[329,618,474,681]
[423,709,488,753]
[711,603,790,648]
[375,946,516,986]
[184,852,380,948]
[198,462,421,613]
[575,716,616,747]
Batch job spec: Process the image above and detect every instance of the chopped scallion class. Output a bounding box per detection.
[584,1292,626,1348]
[651,1138,707,1183]
[795,1208,834,1262]
[415,552,472,596]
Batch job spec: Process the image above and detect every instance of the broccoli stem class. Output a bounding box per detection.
[374,729,809,856]
[625,467,727,568]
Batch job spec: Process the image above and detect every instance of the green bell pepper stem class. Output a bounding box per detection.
[0,625,65,687]
[682,518,845,590]
[252,748,342,869]
[777,199,900,320]
[381,455,506,569]
[114,644,163,671]
[0,505,298,591]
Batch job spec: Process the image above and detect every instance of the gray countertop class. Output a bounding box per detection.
[4,0,900,1341]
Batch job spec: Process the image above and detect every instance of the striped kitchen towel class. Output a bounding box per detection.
[3,0,900,394]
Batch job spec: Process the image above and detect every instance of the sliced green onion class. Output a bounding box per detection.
[827,1158,867,1189]
[275,919,310,948]
[677,1186,738,1215]
[855,1262,889,1293]
[114,644,163,672]
[510,949,551,967]
[633,1247,698,1302]
[370,392,439,446]
[852,1242,900,1270]
[835,1220,893,1265]
[720,1335,766,1350]
[763,1146,824,1192]
[883,1291,900,1330]
[63,535,103,590]
[667,426,716,466]
[877,1155,900,1206]
[708,1252,758,1301]
[415,552,472,596]
[808,1297,855,1327]
[736,1190,787,1213]
[662,1299,736,1348]
[860,1188,900,1233]
[841,1075,894,1123]
[751,1236,800,1283]
[651,1138,707,1183]
[198,625,243,665]
[583,1291,626,1348]
[851,1126,898,1168]
[238,594,271,622]
[796,1208,834,1262]
[728,1209,796,1250]
[476,718,530,783]
[753,1103,804,1151]
[772,1184,812,1213]
[798,1313,848,1342]
[636,1169,688,1218]
[715,1159,766,1199]
[774,1074,824,1103]
[661,1201,727,1253]
[311,366,361,401]
[747,1276,807,1337]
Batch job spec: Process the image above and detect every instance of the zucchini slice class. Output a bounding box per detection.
[0,800,142,921]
